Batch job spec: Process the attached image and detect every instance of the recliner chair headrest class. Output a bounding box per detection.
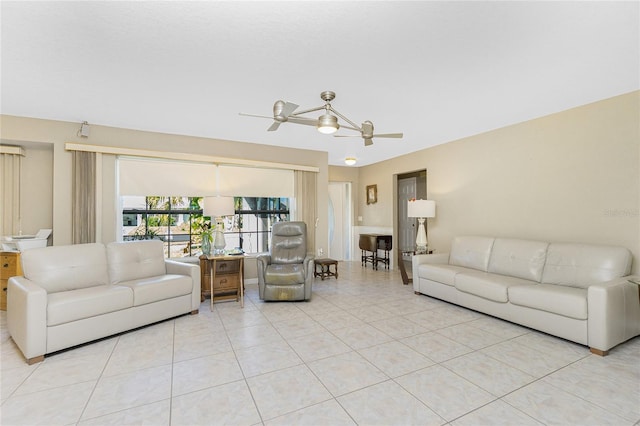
[273,222,306,237]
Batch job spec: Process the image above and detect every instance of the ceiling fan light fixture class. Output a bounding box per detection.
[317,114,339,134]
[344,157,357,166]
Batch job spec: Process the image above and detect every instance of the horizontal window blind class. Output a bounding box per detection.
[118,158,217,196]
[218,165,294,197]
[118,157,295,197]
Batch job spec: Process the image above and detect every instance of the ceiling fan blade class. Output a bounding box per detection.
[281,102,299,117]
[333,134,360,138]
[373,133,403,138]
[239,112,272,120]
[267,121,281,131]
[288,117,317,127]
[364,138,374,146]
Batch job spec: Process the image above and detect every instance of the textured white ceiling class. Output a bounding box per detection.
[1,1,638,166]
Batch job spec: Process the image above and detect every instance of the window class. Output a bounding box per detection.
[228,197,290,253]
[121,196,289,257]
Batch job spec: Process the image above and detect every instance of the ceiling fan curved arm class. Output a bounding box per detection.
[339,124,361,132]
[328,106,361,132]
[290,105,325,117]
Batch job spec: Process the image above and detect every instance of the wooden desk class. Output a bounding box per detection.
[199,255,244,310]
[359,234,392,270]
[1,251,22,311]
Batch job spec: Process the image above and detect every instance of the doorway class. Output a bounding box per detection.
[397,170,427,277]
[397,170,427,251]
[328,182,352,261]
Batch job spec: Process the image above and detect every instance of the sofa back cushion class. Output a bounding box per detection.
[21,243,109,293]
[449,236,495,272]
[542,243,632,288]
[488,238,549,282]
[107,240,166,284]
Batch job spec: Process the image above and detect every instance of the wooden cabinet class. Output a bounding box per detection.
[1,251,22,311]
[199,255,244,309]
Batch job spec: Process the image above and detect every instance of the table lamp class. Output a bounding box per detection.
[203,196,235,254]
[407,199,436,253]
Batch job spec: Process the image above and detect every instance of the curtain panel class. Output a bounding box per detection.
[294,170,317,254]
[0,152,22,236]
[72,151,96,244]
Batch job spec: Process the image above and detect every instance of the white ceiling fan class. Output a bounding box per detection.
[239,91,403,146]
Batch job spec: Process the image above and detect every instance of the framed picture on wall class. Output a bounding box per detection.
[366,184,377,204]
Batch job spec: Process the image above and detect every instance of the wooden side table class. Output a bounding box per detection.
[399,248,434,285]
[199,255,244,310]
[314,258,338,280]
[1,251,22,311]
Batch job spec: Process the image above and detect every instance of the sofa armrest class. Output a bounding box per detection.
[587,276,640,353]
[412,253,450,293]
[412,253,450,266]
[165,259,201,312]
[7,276,48,362]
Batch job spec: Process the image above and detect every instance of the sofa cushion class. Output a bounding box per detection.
[107,240,166,284]
[542,243,633,289]
[21,243,109,293]
[488,238,549,282]
[418,264,470,286]
[265,264,305,285]
[509,284,588,320]
[119,274,193,306]
[449,236,495,272]
[455,271,534,303]
[47,285,133,326]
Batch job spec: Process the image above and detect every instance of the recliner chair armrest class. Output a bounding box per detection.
[587,276,640,354]
[256,254,271,270]
[7,276,48,362]
[303,255,314,271]
[304,255,315,301]
[256,254,272,300]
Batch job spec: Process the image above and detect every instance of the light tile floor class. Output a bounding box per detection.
[1,261,639,425]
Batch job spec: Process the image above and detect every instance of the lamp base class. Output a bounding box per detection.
[213,220,226,255]
[415,218,428,253]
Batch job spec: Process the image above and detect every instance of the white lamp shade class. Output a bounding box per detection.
[202,196,235,217]
[407,199,436,218]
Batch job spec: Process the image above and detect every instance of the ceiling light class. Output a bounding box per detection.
[344,157,357,166]
[317,114,339,134]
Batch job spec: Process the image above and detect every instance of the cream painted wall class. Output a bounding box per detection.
[18,143,54,236]
[357,91,640,274]
[0,115,329,258]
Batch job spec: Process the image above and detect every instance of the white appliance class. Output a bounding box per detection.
[1,229,52,251]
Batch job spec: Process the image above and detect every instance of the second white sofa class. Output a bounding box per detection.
[412,236,639,355]
[7,240,201,364]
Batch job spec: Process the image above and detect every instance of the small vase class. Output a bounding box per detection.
[202,236,212,256]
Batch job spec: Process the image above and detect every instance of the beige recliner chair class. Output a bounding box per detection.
[257,221,314,301]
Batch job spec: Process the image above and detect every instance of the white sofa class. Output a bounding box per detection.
[7,240,201,364]
[412,236,640,355]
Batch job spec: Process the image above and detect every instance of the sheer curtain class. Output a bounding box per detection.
[0,150,23,236]
[72,151,96,244]
[293,170,317,253]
